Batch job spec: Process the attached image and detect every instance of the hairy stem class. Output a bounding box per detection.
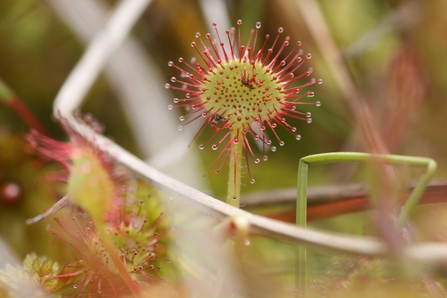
[227,139,243,207]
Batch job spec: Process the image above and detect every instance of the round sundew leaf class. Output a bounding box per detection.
[166,21,321,183]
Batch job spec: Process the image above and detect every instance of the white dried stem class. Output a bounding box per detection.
[47,0,206,188]
[52,0,447,266]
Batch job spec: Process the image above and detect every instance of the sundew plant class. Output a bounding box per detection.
[1,1,447,298]
[166,20,322,207]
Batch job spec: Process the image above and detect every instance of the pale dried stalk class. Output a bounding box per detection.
[52,0,447,266]
[47,0,206,190]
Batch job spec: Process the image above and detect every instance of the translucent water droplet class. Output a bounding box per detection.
[279,141,285,146]
[233,138,239,144]
[179,116,185,121]
[199,144,205,150]
[254,158,260,164]
[315,101,321,107]
[307,118,312,124]
[267,140,272,145]
[164,83,170,89]
[296,134,301,140]
[212,144,218,150]
[291,127,297,132]
[173,98,179,103]
[168,105,173,110]
[171,77,177,82]
[307,92,315,97]
[256,22,261,29]
[271,146,277,152]
[306,53,312,59]
[306,112,311,117]
[278,27,284,33]
[263,155,268,161]
[168,61,174,67]
[178,125,183,131]
[73,284,78,289]
[271,123,277,128]
[195,32,201,38]
[317,79,323,84]
[250,178,256,184]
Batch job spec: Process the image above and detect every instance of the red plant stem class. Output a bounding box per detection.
[4,97,48,135]
[265,186,447,223]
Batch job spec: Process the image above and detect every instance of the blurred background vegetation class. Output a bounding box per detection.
[1,0,447,296]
